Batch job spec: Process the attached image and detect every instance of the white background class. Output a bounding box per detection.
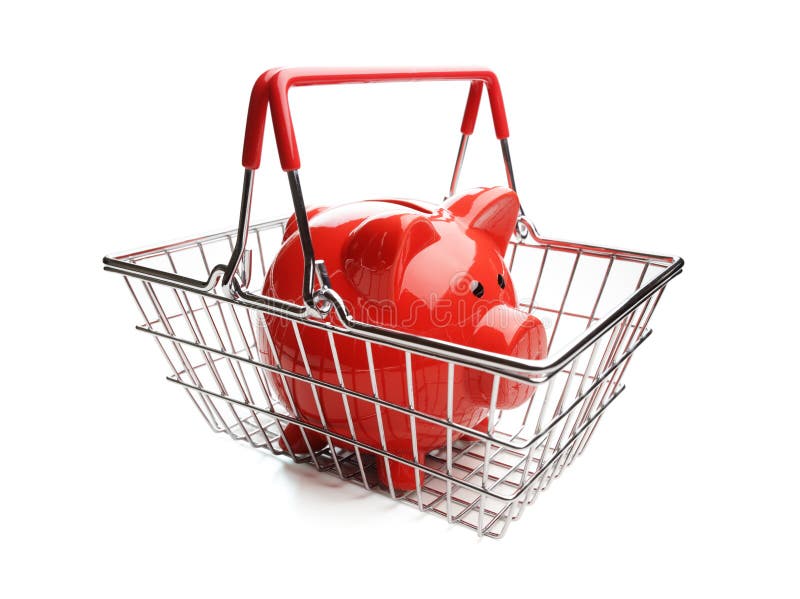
[2,1,798,597]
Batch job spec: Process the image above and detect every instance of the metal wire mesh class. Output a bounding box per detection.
[110,215,674,538]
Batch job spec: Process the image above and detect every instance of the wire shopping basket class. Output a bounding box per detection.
[103,68,683,538]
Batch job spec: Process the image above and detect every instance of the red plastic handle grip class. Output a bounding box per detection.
[242,67,510,171]
[460,80,485,136]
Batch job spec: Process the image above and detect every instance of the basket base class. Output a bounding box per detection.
[211,409,607,538]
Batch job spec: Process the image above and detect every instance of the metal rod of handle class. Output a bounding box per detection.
[222,168,255,289]
[500,138,518,196]
[221,168,330,316]
[448,134,470,197]
[286,170,323,313]
[448,135,519,200]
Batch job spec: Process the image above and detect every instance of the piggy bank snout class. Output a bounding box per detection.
[470,305,546,410]
[472,305,545,358]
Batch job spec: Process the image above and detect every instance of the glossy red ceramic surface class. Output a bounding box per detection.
[258,187,547,490]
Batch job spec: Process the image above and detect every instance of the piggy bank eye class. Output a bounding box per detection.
[497,274,506,289]
[470,280,484,298]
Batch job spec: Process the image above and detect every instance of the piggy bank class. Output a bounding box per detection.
[258,187,547,490]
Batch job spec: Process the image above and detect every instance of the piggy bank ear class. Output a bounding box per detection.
[344,213,439,298]
[444,187,520,253]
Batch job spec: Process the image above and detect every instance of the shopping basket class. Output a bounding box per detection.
[103,67,684,538]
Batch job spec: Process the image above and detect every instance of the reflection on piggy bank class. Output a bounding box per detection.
[258,187,547,490]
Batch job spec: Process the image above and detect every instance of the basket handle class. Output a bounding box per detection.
[241,67,510,171]
[225,67,520,317]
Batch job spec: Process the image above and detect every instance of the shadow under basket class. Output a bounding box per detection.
[104,212,682,539]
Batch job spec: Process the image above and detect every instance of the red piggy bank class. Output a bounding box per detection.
[258,187,547,490]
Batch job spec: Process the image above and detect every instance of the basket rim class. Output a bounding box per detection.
[103,215,683,381]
